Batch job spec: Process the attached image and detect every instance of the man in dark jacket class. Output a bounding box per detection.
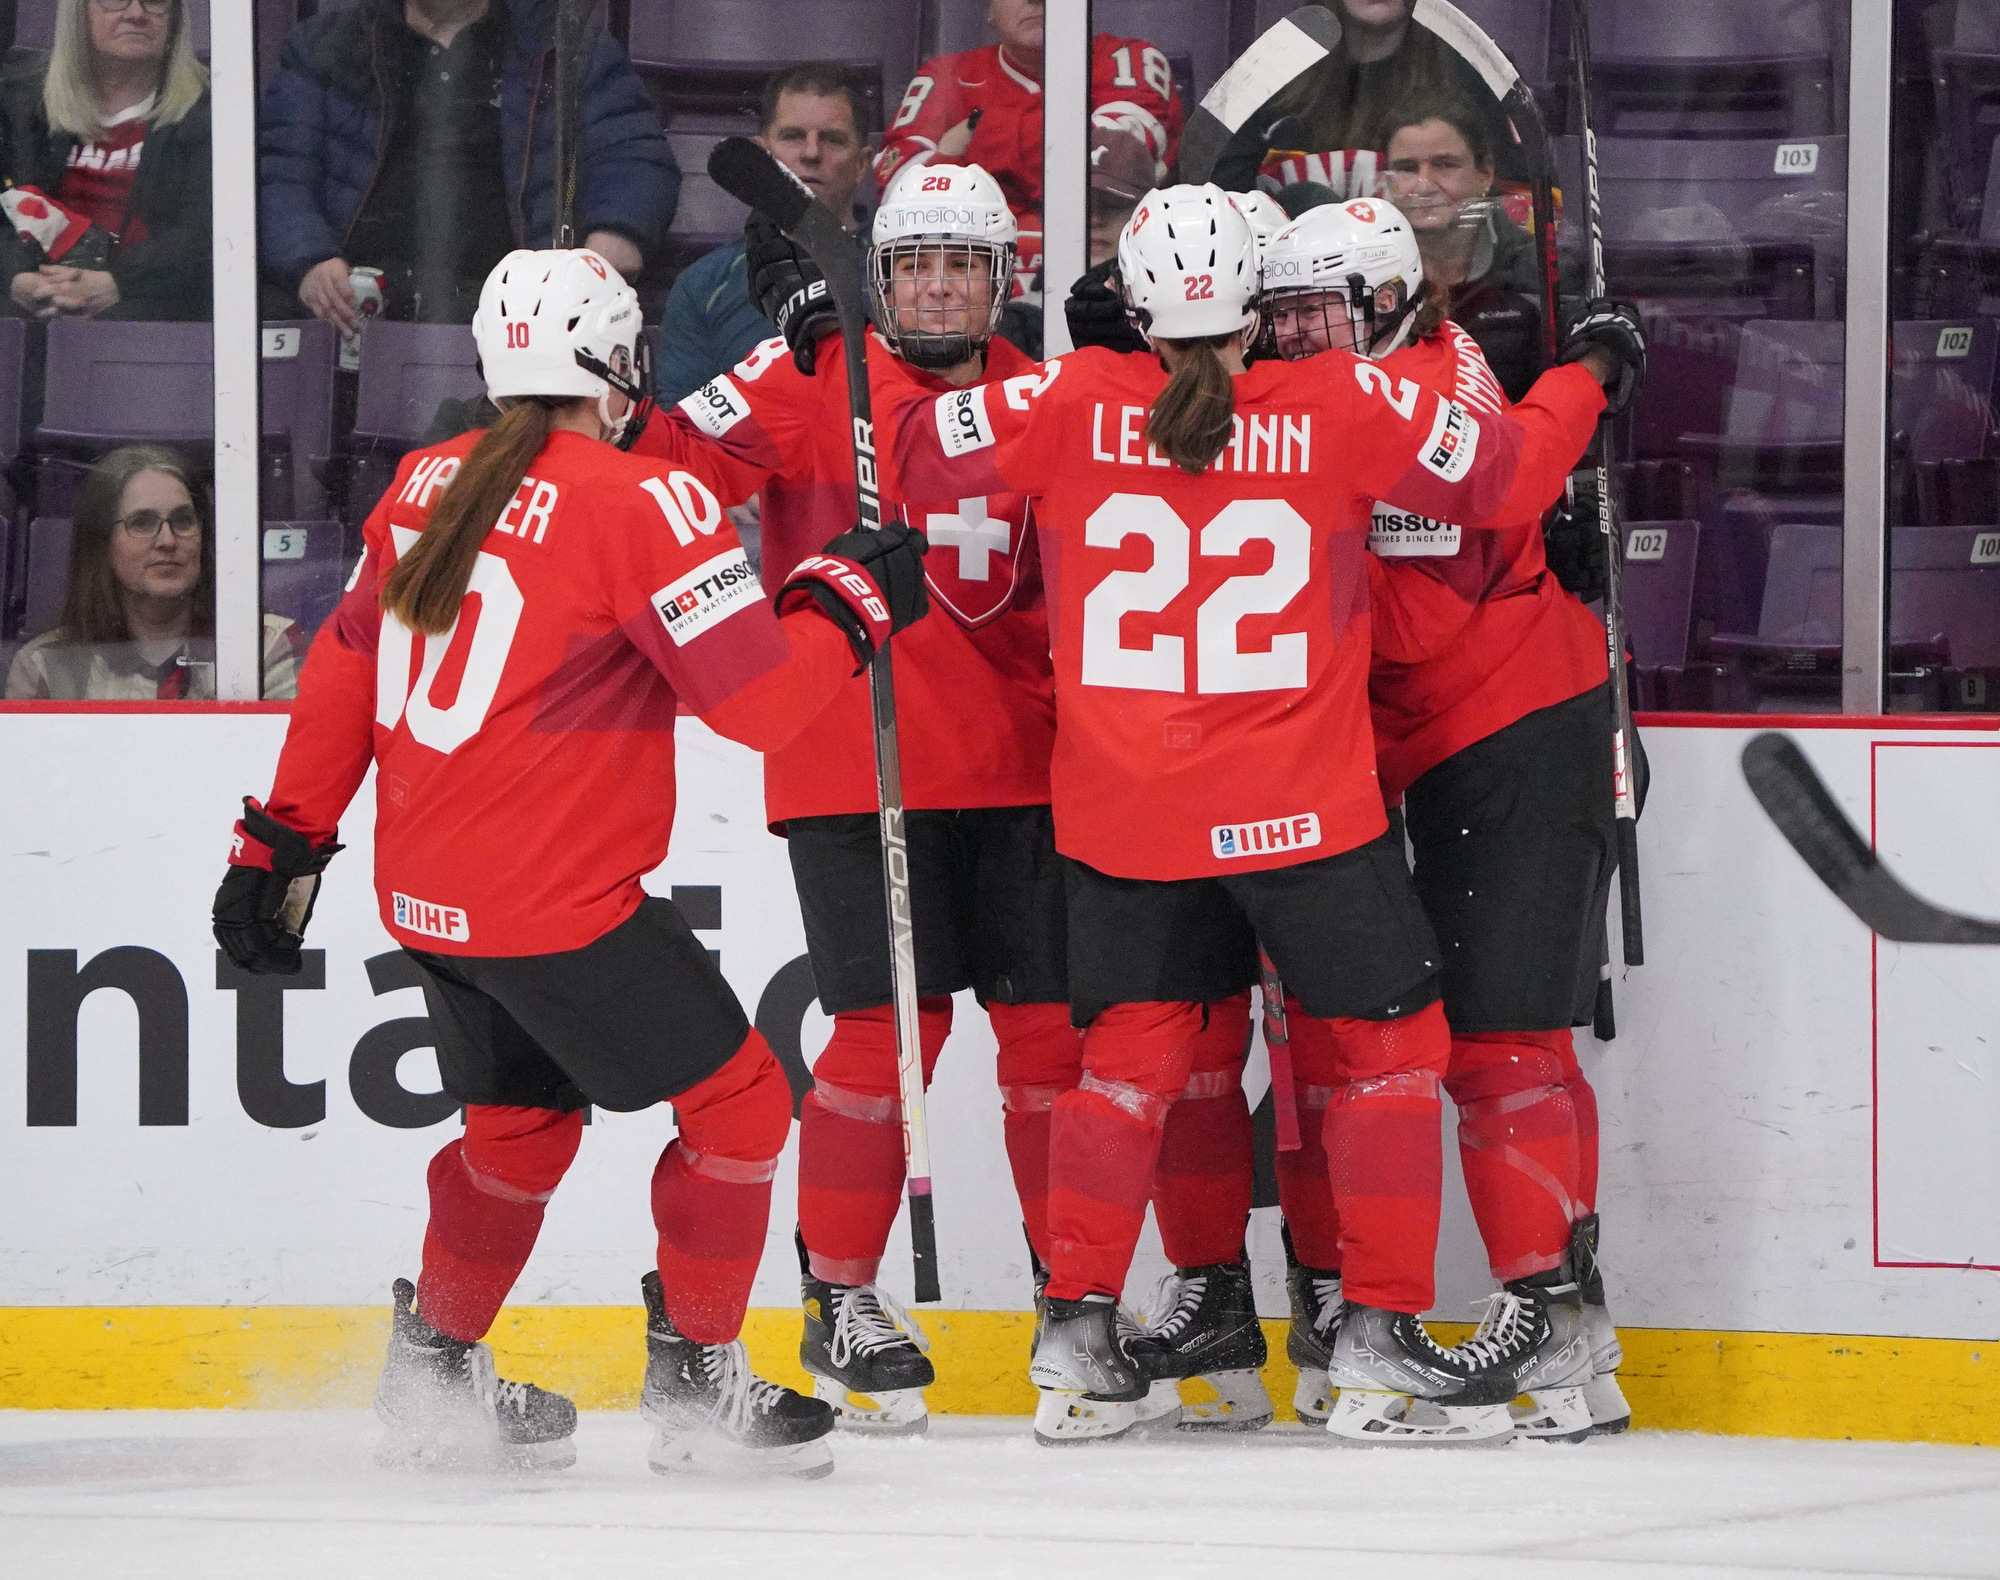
[258,0,677,329]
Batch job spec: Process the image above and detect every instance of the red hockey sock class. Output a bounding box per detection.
[795,999,951,1286]
[1046,1000,1203,1301]
[1446,1029,1583,1282]
[1319,1001,1451,1314]
[1152,992,1254,1269]
[1274,997,1342,1271]
[652,1029,795,1343]
[1567,1047,1601,1217]
[992,1000,1083,1268]
[417,1104,584,1341]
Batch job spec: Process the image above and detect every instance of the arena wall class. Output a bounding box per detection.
[2,708,1995,1442]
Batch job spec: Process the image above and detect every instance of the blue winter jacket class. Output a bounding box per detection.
[257,0,679,293]
[657,238,778,406]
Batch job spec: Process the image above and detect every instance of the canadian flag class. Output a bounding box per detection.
[1,185,90,260]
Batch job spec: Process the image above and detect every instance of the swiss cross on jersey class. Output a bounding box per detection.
[902,491,1032,628]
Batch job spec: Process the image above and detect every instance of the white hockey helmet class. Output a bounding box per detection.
[1259,196,1426,361]
[1229,188,1290,253]
[1116,182,1259,345]
[473,248,649,440]
[869,160,1018,371]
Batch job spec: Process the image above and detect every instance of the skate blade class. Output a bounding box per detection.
[372,1427,576,1473]
[646,1425,835,1480]
[1032,1389,1141,1446]
[1131,1377,1183,1430]
[810,1377,930,1437]
[1177,1369,1274,1433]
[1510,1386,1594,1443]
[1325,1390,1515,1447]
[1584,1371,1632,1434]
[1293,1367,1333,1426]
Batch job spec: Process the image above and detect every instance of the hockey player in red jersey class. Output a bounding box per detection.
[209,248,929,1478]
[875,0,1182,294]
[894,184,1635,1445]
[630,162,1085,1437]
[1254,197,1643,1438]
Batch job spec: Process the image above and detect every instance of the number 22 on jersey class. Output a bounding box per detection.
[1080,493,1310,695]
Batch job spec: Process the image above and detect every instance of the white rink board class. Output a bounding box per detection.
[1,711,1998,1341]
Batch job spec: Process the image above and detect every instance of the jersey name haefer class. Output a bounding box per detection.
[1091,404,1312,475]
[1212,813,1322,860]
[396,455,561,544]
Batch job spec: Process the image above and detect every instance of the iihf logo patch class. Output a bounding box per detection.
[1210,814,1321,861]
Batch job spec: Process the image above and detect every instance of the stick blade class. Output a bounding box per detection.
[1743,732,2000,946]
[707,136,814,231]
[1179,6,1341,182]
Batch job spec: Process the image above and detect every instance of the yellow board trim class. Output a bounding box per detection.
[0,1308,1992,1445]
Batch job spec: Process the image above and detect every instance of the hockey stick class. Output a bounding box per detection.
[1564,0,1644,967]
[1177,6,1343,183]
[550,0,593,248]
[1742,733,2000,946]
[707,137,943,1304]
[1255,951,1302,1152]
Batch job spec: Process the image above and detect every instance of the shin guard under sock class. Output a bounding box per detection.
[1046,1001,1204,1301]
[992,1001,1083,1268]
[795,998,951,1286]
[1152,993,1255,1269]
[417,1104,584,1342]
[1447,1028,1584,1282]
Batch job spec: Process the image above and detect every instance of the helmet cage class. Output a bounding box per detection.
[869,234,1016,371]
[1264,271,1418,362]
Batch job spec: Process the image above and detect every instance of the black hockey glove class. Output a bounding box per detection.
[1543,471,1610,603]
[777,523,930,670]
[1065,259,1149,355]
[745,208,841,377]
[213,797,342,975]
[1558,298,1647,417]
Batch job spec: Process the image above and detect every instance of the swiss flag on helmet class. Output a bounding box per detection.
[1346,200,1377,224]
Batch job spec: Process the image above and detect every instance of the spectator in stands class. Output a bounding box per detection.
[5,445,303,700]
[876,0,1182,294]
[1209,0,1516,203]
[1088,122,1156,267]
[258,0,677,331]
[657,62,872,407]
[0,0,212,322]
[1381,95,1550,400]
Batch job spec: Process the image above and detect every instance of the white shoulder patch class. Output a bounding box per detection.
[1418,398,1480,483]
[651,547,761,646]
[937,385,995,457]
[678,374,752,438]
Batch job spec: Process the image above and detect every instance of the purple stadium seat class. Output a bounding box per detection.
[259,521,347,640]
[1891,319,2000,470]
[661,125,751,269]
[259,320,340,520]
[1933,52,2000,234]
[20,516,71,640]
[1622,520,1701,670]
[629,0,919,127]
[1891,527,2000,672]
[39,320,221,451]
[924,0,990,58]
[1584,0,1839,138]
[350,322,483,449]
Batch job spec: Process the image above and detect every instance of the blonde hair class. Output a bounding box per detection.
[44,0,207,140]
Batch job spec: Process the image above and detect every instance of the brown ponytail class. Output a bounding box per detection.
[380,398,561,634]
[1146,335,1238,475]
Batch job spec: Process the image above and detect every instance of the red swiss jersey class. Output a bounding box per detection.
[632,332,1055,828]
[1366,324,1609,797]
[893,346,1606,881]
[261,427,854,957]
[875,37,1183,291]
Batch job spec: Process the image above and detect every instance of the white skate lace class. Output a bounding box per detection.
[701,1339,790,1436]
[1309,1276,1344,1336]
[1453,1291,1537,1369]
[1133,1270,1206,1345]
[491,1377,538,1420]
[828,1283,931,1369]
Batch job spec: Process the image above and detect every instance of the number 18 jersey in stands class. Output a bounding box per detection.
[263,428,854,957]
[892,346,1606,882]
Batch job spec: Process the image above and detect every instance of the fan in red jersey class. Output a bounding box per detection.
[631,162,1089,1439]
[894,183,1636,1446]
[874,0,1182,295]
[209,247,928,1479]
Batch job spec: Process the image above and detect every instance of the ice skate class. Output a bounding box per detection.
[1324,1302,1518,1446]
[1129,1262,1272,1432]
[372,1278,577,1471]
[640,1271,835,1479]
[1115,1296,1195,1429]
[1459,1263,1594,1443]
[1284,1235,1345,1426]
[1574,1213,1631,1433]
[799,1237,935,1436]
[1030,1293,1152,1444]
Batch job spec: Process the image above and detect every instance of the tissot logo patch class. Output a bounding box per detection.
[679,374,752,438]
[937,386,995,456]
[1369,501,1461,556]
[652,549,761,645]
[1211,814,1322,860]
[1418,398,1478,482]
[392,891,469,942]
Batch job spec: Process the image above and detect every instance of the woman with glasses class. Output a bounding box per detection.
[4,445,303,698]
[0,0,211,322]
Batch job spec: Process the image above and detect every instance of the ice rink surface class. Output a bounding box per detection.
[4,1413,1999,1579]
